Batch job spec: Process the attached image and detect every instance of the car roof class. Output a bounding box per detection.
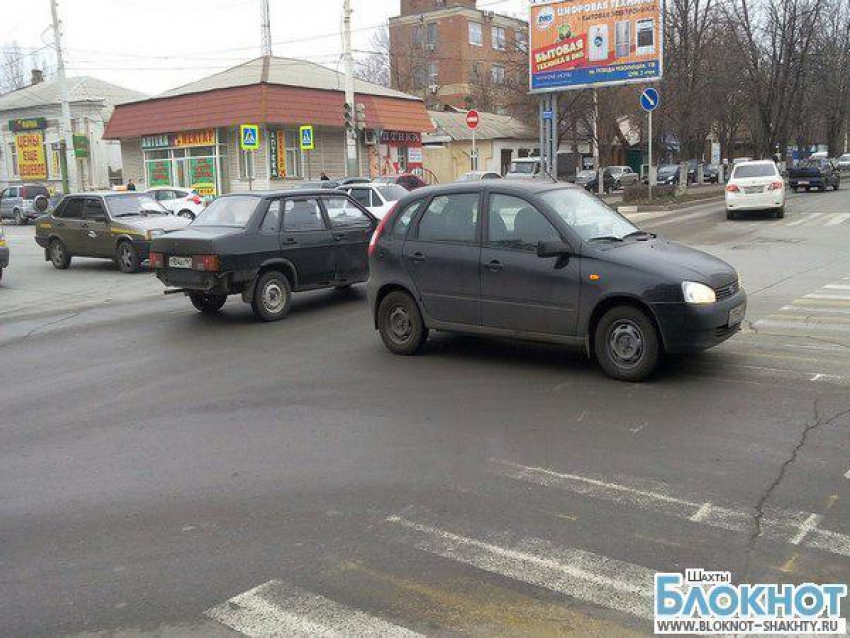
[402,180,578,198]
[735,159,775,165]
[216,189,353,199]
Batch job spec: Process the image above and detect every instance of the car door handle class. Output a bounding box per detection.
[487,260,504,272]
[283,237,298,245]
[409,252,426,263]
[333,233,346,241]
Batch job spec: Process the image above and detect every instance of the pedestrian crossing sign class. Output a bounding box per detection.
[240,124,260,151]
[300,125,315,151]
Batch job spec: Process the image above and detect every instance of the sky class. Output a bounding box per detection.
[1,0,528,97]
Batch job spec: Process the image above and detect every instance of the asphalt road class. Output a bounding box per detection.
[1,188,849,636]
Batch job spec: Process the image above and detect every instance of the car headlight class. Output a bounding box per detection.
[682,281,716,304]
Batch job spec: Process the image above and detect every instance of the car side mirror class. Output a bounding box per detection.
[537,240,571,258]
[34,195,49,213]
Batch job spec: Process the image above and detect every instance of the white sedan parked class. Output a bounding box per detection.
[725,160,786,220]
[337,183,408,219]
[146,187,206,220]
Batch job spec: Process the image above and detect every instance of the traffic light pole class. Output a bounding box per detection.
[343,0,359,177]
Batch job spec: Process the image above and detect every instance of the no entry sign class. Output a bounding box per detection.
[466,110,480,130]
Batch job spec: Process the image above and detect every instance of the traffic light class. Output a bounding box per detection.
[355,103,366,130]
[343,102,354,130]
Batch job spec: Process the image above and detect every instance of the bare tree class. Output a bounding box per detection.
[1,42,27,94]
[356,27,391,87]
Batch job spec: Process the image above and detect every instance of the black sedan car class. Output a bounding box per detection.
[789,159,841,192]
[150,190,377,321]
[366,182,745,381]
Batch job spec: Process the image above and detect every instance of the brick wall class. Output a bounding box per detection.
[400,0,475,16]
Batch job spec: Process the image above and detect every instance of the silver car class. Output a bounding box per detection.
[837,154,850,172]
[0,184,51,225]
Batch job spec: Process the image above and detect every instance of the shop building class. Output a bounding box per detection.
[0,73,146,192]
[104,56,433,196]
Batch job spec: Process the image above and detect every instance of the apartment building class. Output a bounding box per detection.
[389,0,529,115]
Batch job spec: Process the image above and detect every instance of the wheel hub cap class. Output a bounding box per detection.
[388,306,412,342]
[263,283,285,313]
[609,320,644,368]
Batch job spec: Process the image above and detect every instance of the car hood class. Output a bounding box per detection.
[595,238,737,288]
[113,215,191,232]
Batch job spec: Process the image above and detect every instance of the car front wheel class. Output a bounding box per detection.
[178,210,196,220]
[378,291,428,355]
[115,241,140,273]
[49,239,71,269]
[594,305,661,382]
[251,270,293,322]
[190,293,227,314]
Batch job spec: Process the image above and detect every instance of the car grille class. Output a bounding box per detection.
[715,281,740,301]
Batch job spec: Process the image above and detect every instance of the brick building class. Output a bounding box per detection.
[389,0,529,115]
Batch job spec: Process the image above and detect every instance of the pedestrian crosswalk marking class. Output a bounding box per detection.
[786,212,826,226]
[491,460,850,558]
[386,514,655,620]
[826,213,850,226]
[206,579,422,637]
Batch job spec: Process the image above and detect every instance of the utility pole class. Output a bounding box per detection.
[593,89,603,195]
[261,0,272,57]
[50,0,78,193]
[343,0,359,177]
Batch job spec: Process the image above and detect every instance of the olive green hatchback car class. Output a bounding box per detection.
[35,192,191,273]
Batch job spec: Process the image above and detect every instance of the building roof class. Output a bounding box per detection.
[104,56,432,139]
[160,56,418,101]
[425,110,536,142]
[0,76,146,112]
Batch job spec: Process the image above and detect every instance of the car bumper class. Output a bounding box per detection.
[726,190,785,211]
[651,290,747,353]
[0,245,8,268]
[131,239,151,260]
[790,178,824,188]
[156,268,229,294]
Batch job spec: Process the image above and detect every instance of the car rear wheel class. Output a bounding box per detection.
[775,206,785,219]
[115,241,140,273]
[726,209,735,220]
[178,209,196,220]
[190,293,227,314]
[378,291,428,355]
[251,270,292,322]
[49,239,71,269]
[14,209,26,226]
[594,305,661,382]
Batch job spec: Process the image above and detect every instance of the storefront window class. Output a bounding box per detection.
[141,130,220,197]
[284,130,302,178]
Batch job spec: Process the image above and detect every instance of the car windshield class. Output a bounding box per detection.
[658,166,678,176]
[541,188,640,242]
[107,194,168,217]
[192,195,258,227]
[734,164,777,178]
[376,185,407,202]
[509,162,537,174]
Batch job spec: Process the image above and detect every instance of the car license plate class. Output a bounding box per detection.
[168,256,192,269]
[797,180,809,186]
[728,304,745,327]
[744,186,763,194]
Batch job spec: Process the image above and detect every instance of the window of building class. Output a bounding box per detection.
[491,64,506,84]
[515,28,528,53]
[492,26,506,51]
[8,143,18,177]
[427,22,438,46]
[412,25,423,47]
[468,21,483,47]
[495,105,509,115]
[283,130,302,178]
[470,62,481,82]
[428,61,439,86]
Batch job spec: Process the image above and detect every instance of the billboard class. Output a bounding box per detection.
[16,131,48,181]
[529,0,663,93]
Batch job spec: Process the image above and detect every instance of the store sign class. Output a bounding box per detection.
[16,131,47,181]
[9,117,47,133]
[408,146,423,165]
[380,131,421,145]
[146,160,172,187]
[141,129,216,150]
[269,130,287,180]
[73,134,90,159]
[189,157,217,197]
[529,0,663,92]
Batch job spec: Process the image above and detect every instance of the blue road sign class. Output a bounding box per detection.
[240,124,259,150]
[300,125,314,151]
[542,109,554,121]
[640,87,660,112]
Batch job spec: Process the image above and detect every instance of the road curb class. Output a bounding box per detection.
[618,195,725,215]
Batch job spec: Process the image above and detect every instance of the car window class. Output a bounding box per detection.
[487,194,560,251]
[733,164,778,179]
[392,199,426,239]
[22,186,49,199]
[376,185,407,202]
[193,195,258,227]
[348,188,372,208]
[417,193,479,244]
[84,198,108,222]
[323,196,373,228]
[283,199,325,232]
[260,200,282,233]
[541,188,638,242]
[59,198,84,219]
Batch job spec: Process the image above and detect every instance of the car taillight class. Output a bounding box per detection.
[192,254,220,271]
[726,184,740,193]
[369,206,395,257]
[768,181,784,191]
[191,195,202,205]
[149,252,165,269]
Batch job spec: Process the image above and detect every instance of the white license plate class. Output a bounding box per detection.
[168,256,192,269]
[744,186,763,194]
[728,305,746,327]
[797,180,809,186]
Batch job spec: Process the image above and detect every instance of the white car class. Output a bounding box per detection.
[837,153,850,172]
[146,187,206,220]
[337,183,408,219]
[725,160,786,220]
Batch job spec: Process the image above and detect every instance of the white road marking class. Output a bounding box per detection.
[491,461,850,558]
[825,213,850,226]
[754,319,850,333]
[804,294,850,301]
[786,304,850,315]
[206,579,422,637]
[824,284,850,290]
[791,513,823,545]
[844,469,850,479]
[386,515,654,620]
[786,213,825,226]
